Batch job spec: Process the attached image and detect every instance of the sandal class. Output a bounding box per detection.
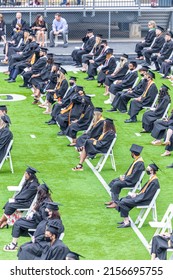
[161,151,171,157]
[72,164,83,171]
[3,242,18,252]
[162,141,171,146]
[67,143,76,147]
[0,221,8,229]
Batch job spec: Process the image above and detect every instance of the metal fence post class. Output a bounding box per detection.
[83,0,86,17]
[29,11,32,27]
[91,0,95,17]
[108,11,111,41]
[44,0,47,18]
[138,0,141,17]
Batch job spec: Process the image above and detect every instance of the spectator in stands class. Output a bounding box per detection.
[114,163,160,228]
[49,13,68,48]
[11,12,26,35]
[104,53,129,96]
[151,232,173,260]
[0,115,13,165]
[105,144,145,207]
[71,29,95,67]
[143,25,165,65]
[141,84,171,133]
[0,166,39,229]
[105,61,138,105]
[3,183,52,252]
[18,202,65,260]
[135,20,156,60]
[72,118,116,171]
[31,14,47,47]
[0,14,6,45]
[151,31,173,71]
[124,70,158,123]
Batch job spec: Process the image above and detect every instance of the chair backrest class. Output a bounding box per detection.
[161,103,171,119]
[0,139,13,171]
[150,93,159,109]
[151,204,173,236]
[132,76,139,89]
[106,136,116,155]
[25,193,38,219]
[131,170,145,193]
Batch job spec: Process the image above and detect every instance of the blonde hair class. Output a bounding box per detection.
[0,14,4,20]
[148,20,156,28]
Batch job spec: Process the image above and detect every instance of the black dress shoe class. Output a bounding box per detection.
[117,221,124,225]
[8,79,16,83]
[140,130,149,133]
[166,163,173,168]
[120,110,127,113]
[4,78,10,81]
[106,108,117,112]
[124,118,137,123]
[117,222,131,228]
[48,120,56,125]
[19,84,27,87]
[57,131,65,136]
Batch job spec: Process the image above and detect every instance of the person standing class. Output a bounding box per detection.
[0,14,6,45]
[49,13,68,48]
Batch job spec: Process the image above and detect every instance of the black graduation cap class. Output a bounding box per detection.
[148,70,155,79]
[60,67,67,75]
[46,202,59,211]
[106,48,114,54]
[130,144,143,154]
[122,53,128,59]
[47,53,54,58]
[46,224,60,235]
[66,251,84,260]
[96,34,103,38]
[39,181,52,193]
[156,25,165,32]
[105,118,114,124]
[69,76,77,81]
[1,115,10,124]
[165,31,173,38]
[101,39,107,44]
[87,29,94,33]
[149,162,160,172]
[139,65,150,71]
[40,47,48,52]
[0,105,7,111]
[94,107,103,112]
[53,62,62,67]
[76,86,84,92]
[26,165,39,174]
[129,61,137,68]
[161,83,170,90]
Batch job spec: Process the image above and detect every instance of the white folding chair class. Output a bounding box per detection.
[135,188,160,228]
[161,103,171,119]
[93,137,117,172]
[17,193,38,218]
[7,173,25,194]
[122,76,139,92]
[142,93,159,111]
[124,170,145,193]
[0,139,14,173]
[55,33,68,47]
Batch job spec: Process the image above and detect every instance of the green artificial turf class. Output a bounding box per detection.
[0,70,172,260]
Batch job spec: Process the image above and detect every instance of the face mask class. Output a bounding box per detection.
[45,236,51,242]
[57,74,60,78]
[69,82,74,86]
[45,211,49,217]
[146,170,151,175]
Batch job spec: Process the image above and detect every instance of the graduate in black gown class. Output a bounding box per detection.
[17,202,64,260]
[151,232,173,260]
[114,163,160,228]
[66,251,84,260]
[0,115,13,164]
[0,105,11,126]
[35,222,70,260]
[141,84,171,133]
[3,183,52,252]
[64,96,94,146]
[0,166,39,229]
[125,70,158,123]
[72,118,116,171]
[159,125,173,157]
[97,48,116,86]
[105,144,145,208]
[75,107,104,151]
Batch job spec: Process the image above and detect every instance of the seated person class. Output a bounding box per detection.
[75,107,104,151]
[17,202,64,260]
[3,183,52,252]
[104,53,129,96]
[72,118,116,171]
[141,84,171,133]
[0,166,39,229]
[105,144,145,208]
[71,29,95,67]
[151,232,173,260]
[0,104,11,125]
[0,14,6,45]
[0,115,13,164]
[97,48,116,86]
[113,163,160,228]
[160,127,173,157]
[105,61,138,105]
[159,53,173,78]
[107,65,149,113]
[31,14,47,47]
[49,13,68,48]
[11,12,26,35]
[135,20,156,60]
[125,70,158,123]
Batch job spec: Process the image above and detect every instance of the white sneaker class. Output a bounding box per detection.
[104,99,112,104]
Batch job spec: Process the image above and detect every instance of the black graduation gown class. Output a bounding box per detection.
[0,127,13,164]
[36,239,70,260]
[151,234,173,260]
[17,218,64,260]
[84,130,116,159]
[23,56,47,86]
[54,79,69,99]
[128,83,158,119]
[109,159,145,201]
[109,70,138,96]
[143,35,165,64]
[71,36,95,64]
[142,95,170,132]
[30,64,52,88]
[3,178,39,216]
[97,56,117,84]
[116,178,160,217]
[104,63,129,87]
[12,198,51,238]
[87,47,108,78]
[82,44,103,64]
[135,29,156,57]
[56,94,87,131]
[76,119,104,149]
[151,113,173,139]
[112,78,148,111]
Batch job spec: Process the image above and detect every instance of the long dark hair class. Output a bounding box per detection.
[158,88,171,104]
[23,173,39,188]
[34,187,52,211]
[103,120,116,134]
[35,14,44,25]
[49,210,61,220]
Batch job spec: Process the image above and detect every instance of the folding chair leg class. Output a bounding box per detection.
[135,209,145,225]
[97,155,108,172]
[9,153,14,174]
[110,151,116,171]
[152,204,158,222]
[95,156,104,171]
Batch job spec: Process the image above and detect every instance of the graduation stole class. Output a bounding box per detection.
[141,80,154,99]
[93,116,105,127]
[93,131,108,145]
[30,53,36,65]
[139,174,157,194]
[126,156,144,177]
[60,103,73,115]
